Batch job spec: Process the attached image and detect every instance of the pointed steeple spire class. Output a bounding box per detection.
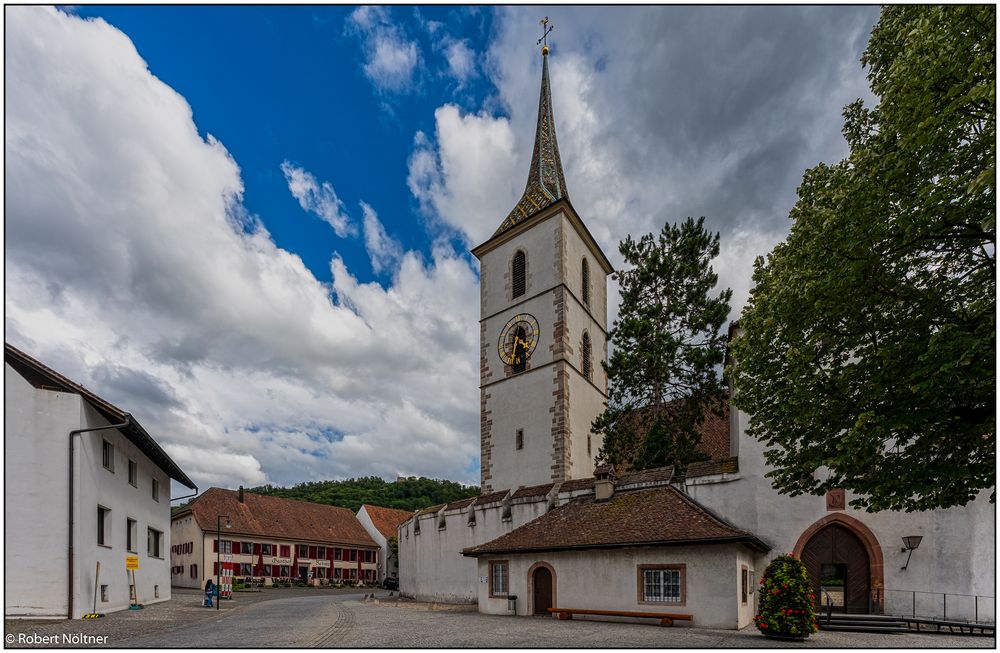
[494,39,570,236]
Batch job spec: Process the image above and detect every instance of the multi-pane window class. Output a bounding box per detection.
[264,565,273,577]
[280,565,290,577]
[126,518,137,552]
[582,332,592,381]
[582,258,590,307]
[242,542,253,554]
[262,543,273,556]
[489,561,509,597]
[102,440,114,472]
[221,540,232,554]
[741,567,749,604]
[147,528,162,558]
[128,460,137,487]
[298,544,309,558]
[240,563,252,576]
[97,506,111,546]
[512,251,526,298]
[642,567,682,603]
[317,546,326,559]
[151,478,159,502]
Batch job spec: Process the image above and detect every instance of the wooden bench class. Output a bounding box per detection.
[547,607,693,627]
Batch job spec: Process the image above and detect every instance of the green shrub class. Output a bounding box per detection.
[754,554,818,638]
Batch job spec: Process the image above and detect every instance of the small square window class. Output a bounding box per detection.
[128,460,137,487]
[102,440,114,472]
[100,585,109,602]
[151,478,159,502]
[639,564,685,605]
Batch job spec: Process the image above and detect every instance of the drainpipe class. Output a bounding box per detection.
[68,415,131,619]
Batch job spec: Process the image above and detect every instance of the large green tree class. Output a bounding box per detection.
[595,217,732,474]
[731,5,994,512]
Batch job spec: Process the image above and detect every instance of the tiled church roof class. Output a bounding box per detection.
[360,504,413,539]
[494,49,569,236]
[462,484,769,555]
[177,487,378,548]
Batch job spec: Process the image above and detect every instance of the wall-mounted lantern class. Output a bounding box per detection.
[900,535,923,570]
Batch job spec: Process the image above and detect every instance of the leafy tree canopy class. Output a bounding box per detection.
[595,217,732,474]
[731,5,995,512]
[235,476,477,513]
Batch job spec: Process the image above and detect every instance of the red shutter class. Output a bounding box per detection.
[308,546,317,559]
[213,539,219,553]
[231,540,239,553]
[253,542,261,555]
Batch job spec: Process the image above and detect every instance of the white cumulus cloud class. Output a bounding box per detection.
[347,6,421,94]
[5,6,480,492]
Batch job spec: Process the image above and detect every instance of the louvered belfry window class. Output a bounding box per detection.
[582,258,590,306]
[582,332,592,381]
[512,251,526,298]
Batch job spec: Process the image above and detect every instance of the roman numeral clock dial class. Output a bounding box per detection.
[498,313,540,367]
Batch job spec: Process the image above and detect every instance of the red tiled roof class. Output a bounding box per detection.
[176,488,377,548]
[512,483,555,499]
[686,457,739,478]
[360,504,413,539]
[474,490,509,506]
[463,484,769,555]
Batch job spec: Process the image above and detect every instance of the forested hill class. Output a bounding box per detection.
[244,476,479,513]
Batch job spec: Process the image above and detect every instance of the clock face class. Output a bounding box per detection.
[498,313,540,367]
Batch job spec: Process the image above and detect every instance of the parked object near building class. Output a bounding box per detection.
[170,487,380,589]
[356,504,412,583]
[397,42,996,629]
[5,343,197,619]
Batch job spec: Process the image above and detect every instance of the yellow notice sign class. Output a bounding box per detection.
[125,556,139,570]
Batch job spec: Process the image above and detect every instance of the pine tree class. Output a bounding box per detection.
[595,217,732,474]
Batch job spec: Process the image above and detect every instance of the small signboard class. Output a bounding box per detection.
[125,556,139,570]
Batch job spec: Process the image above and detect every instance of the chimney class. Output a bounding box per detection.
[238,486,244,503]
[594,465,617,502]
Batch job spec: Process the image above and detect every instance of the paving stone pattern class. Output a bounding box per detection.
[5,589,994,648]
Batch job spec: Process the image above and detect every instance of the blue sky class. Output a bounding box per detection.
[6,6,880,492]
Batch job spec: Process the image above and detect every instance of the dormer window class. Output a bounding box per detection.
[512,251,526,298]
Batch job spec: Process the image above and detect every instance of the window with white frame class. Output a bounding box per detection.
[298,544,308,557]
[97,506,111,546]
[128,459,137,487]
[151,478,159,502]
[102,440,114,472]
[126,517,137,553]
[147,527,163,558]
[489,561,509,597]
[639,565,684,604]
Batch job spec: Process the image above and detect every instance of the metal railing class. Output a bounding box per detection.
[878,588,995,624]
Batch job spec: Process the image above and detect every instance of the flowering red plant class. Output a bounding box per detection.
[754,554,818,638]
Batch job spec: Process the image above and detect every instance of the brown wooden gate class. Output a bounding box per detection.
[533,567,553,615]
[801,523,871,613]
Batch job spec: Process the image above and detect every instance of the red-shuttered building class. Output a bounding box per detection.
[170,487,379,588]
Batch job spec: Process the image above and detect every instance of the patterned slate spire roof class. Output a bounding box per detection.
[494,48,569,236]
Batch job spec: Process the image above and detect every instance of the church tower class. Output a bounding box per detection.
[472,40,613,492]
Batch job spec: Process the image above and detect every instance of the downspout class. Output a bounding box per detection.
[68,414,131,619]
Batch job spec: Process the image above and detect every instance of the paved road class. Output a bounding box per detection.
[114,593,994,649]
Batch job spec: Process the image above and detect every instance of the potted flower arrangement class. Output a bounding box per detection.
[754,554,819,640]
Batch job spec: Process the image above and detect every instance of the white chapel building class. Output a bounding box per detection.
[397,45,995,629]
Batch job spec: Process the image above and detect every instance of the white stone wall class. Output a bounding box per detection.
[5,363,174,618]
[169,514,203,589]
[399,495,551,604]
[475,544,749,629]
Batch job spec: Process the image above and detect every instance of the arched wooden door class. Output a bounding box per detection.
[532,566,553,615]
[801,524,870,614]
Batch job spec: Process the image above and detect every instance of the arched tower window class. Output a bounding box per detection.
[512,326,527,374]
[512,251,526,299]
[581,258,590,307]
[582,331,592,381]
